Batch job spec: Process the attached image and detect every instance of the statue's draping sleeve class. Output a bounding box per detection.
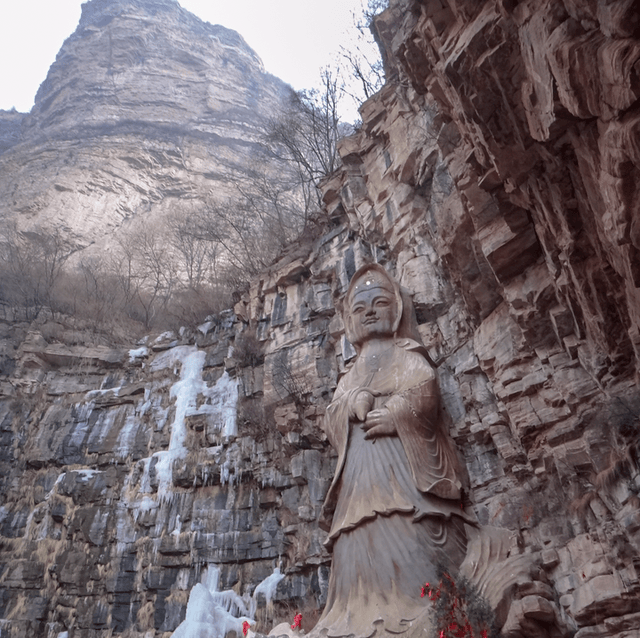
[387,377,464,500]
[319,382,358,532]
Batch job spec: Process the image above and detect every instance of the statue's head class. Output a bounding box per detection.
[344,263,403,347]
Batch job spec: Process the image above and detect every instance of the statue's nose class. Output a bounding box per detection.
[365,307,376,315]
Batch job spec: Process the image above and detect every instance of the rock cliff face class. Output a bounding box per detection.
[0,0,289,250]
[1,0,640,637]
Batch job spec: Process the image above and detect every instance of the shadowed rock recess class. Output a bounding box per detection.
[1,0,640,636]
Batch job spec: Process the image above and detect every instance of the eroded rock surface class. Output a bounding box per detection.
[1,0,640,637]
[0,0,289,253]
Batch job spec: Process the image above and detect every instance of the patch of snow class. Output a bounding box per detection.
[128,346,149,362]
[71,469,102,482]
[198,321,215,335]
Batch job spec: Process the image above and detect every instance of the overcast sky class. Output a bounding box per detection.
[0,0,373,117]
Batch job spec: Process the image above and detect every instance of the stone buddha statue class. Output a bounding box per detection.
[289,263,570,638]
[311,263,475,638]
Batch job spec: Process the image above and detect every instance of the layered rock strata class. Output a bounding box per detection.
[1,0,640,637]
[0,318,334,638]
[315,0,640,634]
[0,0,289,251]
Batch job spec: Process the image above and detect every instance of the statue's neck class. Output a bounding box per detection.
[357,337,395,373]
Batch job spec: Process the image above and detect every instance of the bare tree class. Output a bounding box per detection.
[263,67,349,212]
[0,222,75,319]
[168,213,218,290]
[339,0,387,108]
[109,228,178,328]
[191,200,280,280]
[75,256,122,329]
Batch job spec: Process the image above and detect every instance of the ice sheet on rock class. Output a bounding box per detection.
[198,371,239,438]
[170,565,285,638]
[138,459,153,494]
[153,346,207,498]
[153,331,177,346]
[171,584,241,638]
[170,514,182,537]
[132,495,158,523]
[220,459,233,485]
[84,387,115,400]
[153,347,238,497]
[45,473,67,499]
[137,398,152,417]
[171,565,251,638]
[198,321,215,335]
[251,567,285,616]
[68,402,97,449]
[115,413,139,459]
[128,346,149,362]
[150,344,195,373]
[120,345,240,538]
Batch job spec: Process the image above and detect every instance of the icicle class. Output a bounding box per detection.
[171,514,182,538]
[251,567,285,618]
[170,565,285,638]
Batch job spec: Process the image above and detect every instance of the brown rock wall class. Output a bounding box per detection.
[1,0,640,636]
[290,0,640,634]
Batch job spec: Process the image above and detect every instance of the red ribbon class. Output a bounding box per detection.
[291,613,303,630]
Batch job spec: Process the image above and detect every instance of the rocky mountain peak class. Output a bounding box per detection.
[76,0,262,67]
[29,0,269,136]
[0,0,289,251]
[81,0,180,18]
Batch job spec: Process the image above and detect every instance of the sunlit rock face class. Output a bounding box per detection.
[2,0,640,637]
[311,0,640,635]
[0,0,289,250]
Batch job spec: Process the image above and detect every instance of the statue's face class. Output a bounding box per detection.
[348,286,398,343]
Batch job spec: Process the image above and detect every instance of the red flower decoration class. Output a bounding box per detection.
[291,613,303,630]
[242,621,251,637]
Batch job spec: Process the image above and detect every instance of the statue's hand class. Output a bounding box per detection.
[349,389,376,421]
[362,408,396,439]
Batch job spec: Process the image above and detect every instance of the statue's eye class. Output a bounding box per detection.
[352,304,365,313]
[374,298,390,307]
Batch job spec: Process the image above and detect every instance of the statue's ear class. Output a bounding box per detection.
[343,305,363,354]
[344,309,356,348]
[392,289,403,334]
